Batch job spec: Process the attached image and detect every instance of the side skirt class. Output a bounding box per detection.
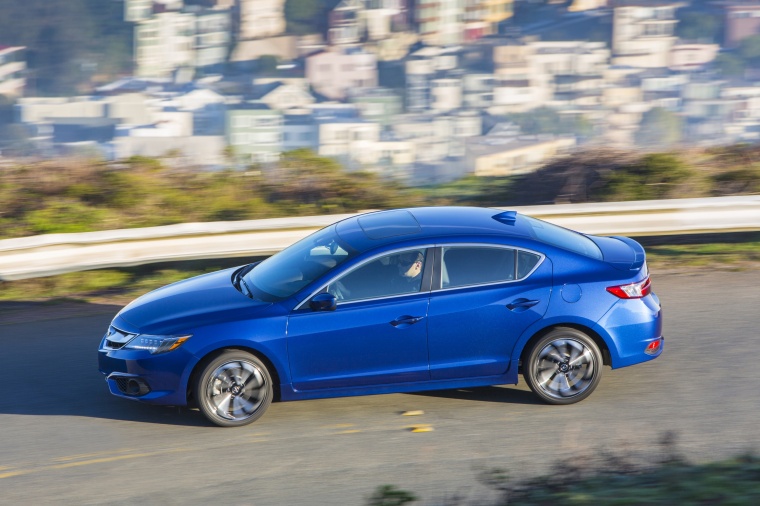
[278,371,519,402]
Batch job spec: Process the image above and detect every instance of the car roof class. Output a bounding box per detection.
[335,207,532,252]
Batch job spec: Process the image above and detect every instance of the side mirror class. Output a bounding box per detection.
[309,292,337,312]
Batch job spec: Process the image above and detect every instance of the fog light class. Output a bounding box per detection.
[645,338,663,355]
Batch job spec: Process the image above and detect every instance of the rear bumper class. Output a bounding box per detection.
[597,293,663,369]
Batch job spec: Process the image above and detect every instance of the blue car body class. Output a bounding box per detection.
[98,207,663,425]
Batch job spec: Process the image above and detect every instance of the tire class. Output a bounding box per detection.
[523,328,602,405]
[195,350,273,427]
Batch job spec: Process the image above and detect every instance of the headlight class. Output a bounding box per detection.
[124,334,191,354]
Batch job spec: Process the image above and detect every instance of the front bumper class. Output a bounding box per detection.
[98,346,196,406]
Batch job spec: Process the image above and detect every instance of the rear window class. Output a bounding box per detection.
[522,216,603,260]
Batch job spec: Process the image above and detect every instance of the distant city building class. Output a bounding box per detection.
[415,0,466,46]
[365,0,412,41]
[466,130,576,177]
[194,8,233,72]
[0,46,26,98]
[464,0,514,42]
[251,79,316,111]
[568,0,609,12]
[239,0,286,40]
[612,1,684,68]
[668,43,719,72]
[227,102,283,164]
[134,11,196,77]
[723,1,760,49]
[306,49,378,100]
[349,87,404,126]
[124,0,154,22]
[329,0,364,45]
[405,47,460,112]
[283,110,318,151]
[492,43,551,114]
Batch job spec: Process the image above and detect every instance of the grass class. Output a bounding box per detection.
[366,433,760,505]
[646,240,760,270]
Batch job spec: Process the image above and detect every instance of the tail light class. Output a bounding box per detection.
[606,276,651,299]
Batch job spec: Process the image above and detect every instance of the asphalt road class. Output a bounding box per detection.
[1,270,759,505]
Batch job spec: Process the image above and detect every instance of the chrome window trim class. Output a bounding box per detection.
[294,244,436,310]
[435,243,546,292]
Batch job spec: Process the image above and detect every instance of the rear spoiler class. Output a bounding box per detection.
[588,235,646,271]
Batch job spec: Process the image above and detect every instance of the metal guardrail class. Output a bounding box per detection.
[1,196,759,281]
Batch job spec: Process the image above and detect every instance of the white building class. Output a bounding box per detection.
[317,119,381,159]
[466,133,576,177]
[0,46,26,98]
[239,0,286,40]
[306,49,378,101]
[492,43,551,114]
[668,43,719,72]
[134,11,196,78]
[194,8,233,71]
[416,0,466,46]
[530,41,610,77]
[124,0,154,23]
[612,2,684,68]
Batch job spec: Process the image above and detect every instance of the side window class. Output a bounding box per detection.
[441,247,516,288]
[517,250,541,279]
[326,249,428,302]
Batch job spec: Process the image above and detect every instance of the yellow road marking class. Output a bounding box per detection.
[338,430,362,434]
[52,449,137,462]
[322,423,355,429]
[0,448,188,479]
[401,410,425,416]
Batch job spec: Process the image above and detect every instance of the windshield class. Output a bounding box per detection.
[242,225,356,301]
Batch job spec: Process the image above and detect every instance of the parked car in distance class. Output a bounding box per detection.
[98,207,663,427]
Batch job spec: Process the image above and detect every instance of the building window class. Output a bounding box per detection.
[232,116,249,129]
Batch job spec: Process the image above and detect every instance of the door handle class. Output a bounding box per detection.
[506,299,540,311]
[390,315,424,327]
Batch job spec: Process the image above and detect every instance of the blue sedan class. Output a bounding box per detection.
[98,207,663,427]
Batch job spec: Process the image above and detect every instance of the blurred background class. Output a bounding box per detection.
[1,0,760,231]
[2,3,760,504]
[3,0,760,298]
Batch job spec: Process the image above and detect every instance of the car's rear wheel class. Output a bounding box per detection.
[195,350,272,427]
[523,328,602,405]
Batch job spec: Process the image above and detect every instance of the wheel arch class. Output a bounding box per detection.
[518,323,612,373]
[187,346,283,405]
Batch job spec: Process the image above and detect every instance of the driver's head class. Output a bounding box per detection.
[398,251,423,278]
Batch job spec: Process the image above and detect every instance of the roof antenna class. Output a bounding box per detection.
[493,210,517,225]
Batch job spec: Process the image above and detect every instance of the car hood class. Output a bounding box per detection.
[115,267,271,334]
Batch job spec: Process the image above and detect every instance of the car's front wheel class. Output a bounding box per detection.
[195,350,273,427]
[523,328,602,405]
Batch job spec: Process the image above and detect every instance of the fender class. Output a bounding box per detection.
[509,314,619,373]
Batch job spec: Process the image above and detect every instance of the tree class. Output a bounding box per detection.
[284,0,343,35]
[284,0,325,35]
[677,11,719,42]
[714,53,745,78]
[506,107,592,137]
[740,34,760,62]
[0,0,130,95]
[598,153,693,201]
[257,55,280,74]
[635,108,682,149]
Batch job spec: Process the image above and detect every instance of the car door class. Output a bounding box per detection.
[287,248,433,391]
[427,245,552,380]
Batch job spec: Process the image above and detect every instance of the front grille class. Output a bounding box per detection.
[103,326,136,350]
